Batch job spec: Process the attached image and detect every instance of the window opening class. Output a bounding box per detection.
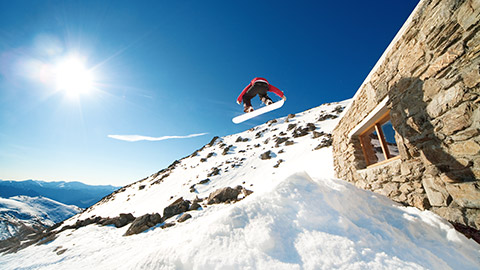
[359,112,399,166]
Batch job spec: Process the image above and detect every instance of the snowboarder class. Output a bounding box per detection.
[237,77,286,113]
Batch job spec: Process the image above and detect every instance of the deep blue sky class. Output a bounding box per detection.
[0,0,419,185]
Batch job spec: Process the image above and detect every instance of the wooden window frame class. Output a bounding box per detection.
[358,110,400,167]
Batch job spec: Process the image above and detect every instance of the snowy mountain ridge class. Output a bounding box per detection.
[0,196,81,241]
[0,100,479,269]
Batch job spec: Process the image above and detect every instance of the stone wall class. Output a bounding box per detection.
[332,0,480,231]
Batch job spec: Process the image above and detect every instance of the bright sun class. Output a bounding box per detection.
[54,56,94,97]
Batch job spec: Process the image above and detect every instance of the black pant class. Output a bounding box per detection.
[243,82,273,108]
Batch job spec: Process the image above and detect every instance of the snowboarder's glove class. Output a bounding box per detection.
[282,96,287,101]
[237,100,241,105]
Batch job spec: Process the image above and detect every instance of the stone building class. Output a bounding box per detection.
[331,0,480,236]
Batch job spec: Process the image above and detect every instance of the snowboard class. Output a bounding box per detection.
[232,99,285,124]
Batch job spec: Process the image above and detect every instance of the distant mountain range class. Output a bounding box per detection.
[0,196,81,241]
[0,180,120,243]
[0,180,120,208]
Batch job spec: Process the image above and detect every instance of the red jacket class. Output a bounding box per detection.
[237,77,284,104]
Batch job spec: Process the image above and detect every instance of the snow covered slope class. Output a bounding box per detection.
[0,196,81,240]
[0,100,479,269]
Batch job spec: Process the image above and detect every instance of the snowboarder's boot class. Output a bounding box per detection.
[244,106,254,113]
[261,96,273,106]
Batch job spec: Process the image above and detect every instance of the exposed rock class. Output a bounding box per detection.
[306,123,316,131]
[285,140,295,146]
[236,136,249,143]
[318,113,338,121]
[267,119,278,126]
[222,145,233,155]
[293,126,313,138]
[189,150,200,158]
[151,172,170,185]
[273,159,284,168]
[312,131,326,138]
[260,151,273,160]
[124,213,162,236]
[207,136,220,147]
[70,216,103,229]
[101,213,135,228]
[285,114,296,122]
[161,222,175,229]
[332,105,345,114]
[56,248,67,255]
[167,160,181,170]
[177,213,192,223]
[163,198,190,220]
[241,187,254,197]
[188,196,203,211]
[275,137,289,147]
[207,186,253,205]
[287,123,297,131]
[189,201,202,211]
[314,136,333,150]
[208,167,221,177]
[255,129,267,139]
[207,187,240,204]
[198,179,210,185]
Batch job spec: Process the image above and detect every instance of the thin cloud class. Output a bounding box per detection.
[108,133,208,142]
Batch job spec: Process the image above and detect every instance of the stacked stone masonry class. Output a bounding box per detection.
[332,0,480,231]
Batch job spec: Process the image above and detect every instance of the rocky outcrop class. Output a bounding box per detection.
[177,213,192,223]
[236,136,249,143]
[100,213,135,228]
[318,113,338,122]
[124,213,162,236]
[260,151,273,160]
[222,145,233,155]
[314,134,333,150]
[189,197,202,211]
[163,198,190,221]
[275,137,289,147]
[207,186,253,205]
[208,167,221,177]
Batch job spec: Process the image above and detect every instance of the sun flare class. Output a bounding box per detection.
[54,56,94,97]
